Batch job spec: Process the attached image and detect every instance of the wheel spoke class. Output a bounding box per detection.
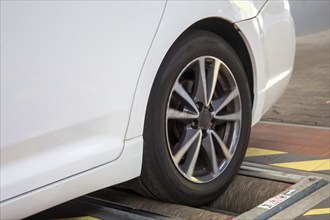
[173,128,202,165]
[167,108,199,120]
[182,131,202,178]
[194,57,208,105]
[214,112,241,121]
[174,81,199,113]
[202,131,219,176]
[210,129,233,161]
[206,59,221,107]
[212,87,239,114]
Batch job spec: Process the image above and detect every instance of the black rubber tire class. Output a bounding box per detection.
[138,30,252,206]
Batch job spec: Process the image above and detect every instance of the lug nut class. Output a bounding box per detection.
[196,102,203,111]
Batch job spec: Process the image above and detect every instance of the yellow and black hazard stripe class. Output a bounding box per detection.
[245,147,330,174]
[304,208,330,216]
[296,198,330,220]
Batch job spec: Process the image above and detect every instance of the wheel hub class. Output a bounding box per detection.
[198,109,212,129]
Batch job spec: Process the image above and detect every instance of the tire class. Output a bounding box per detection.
[139,30,252,206]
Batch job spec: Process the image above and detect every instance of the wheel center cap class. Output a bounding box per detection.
[199,109,212,129]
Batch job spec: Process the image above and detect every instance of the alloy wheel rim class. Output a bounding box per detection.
[166,56,242,183]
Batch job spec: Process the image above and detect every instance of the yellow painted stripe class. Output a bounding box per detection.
[271,159,330,171]
[245,148,287,157]
[304,208,330,216]
[314,160,330,171]
[56,217,100,220]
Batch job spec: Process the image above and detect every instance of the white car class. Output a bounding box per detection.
[0,0,295,219]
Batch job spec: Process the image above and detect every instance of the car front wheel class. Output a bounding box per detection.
[139,30,252,206]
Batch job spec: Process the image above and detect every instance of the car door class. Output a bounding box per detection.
[0,0,166,202]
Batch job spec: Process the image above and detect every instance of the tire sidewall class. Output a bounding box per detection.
[143,31,251,204]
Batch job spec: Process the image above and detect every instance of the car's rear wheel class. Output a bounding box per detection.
[139,30,251,205]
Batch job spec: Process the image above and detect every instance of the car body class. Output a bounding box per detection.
[0,0,295,219]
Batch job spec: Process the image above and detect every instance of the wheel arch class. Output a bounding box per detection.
[187,18,254,105]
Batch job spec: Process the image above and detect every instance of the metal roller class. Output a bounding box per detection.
[91,189,232,220]
[207,175,291,214]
